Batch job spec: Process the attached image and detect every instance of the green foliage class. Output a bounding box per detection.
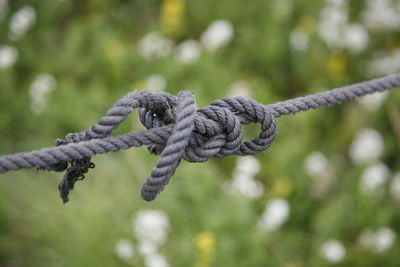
[0,0,399,266]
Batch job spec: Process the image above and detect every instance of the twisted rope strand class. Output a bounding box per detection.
[141,91,196,201]
[0,74,399,202]
[266,74,400,117]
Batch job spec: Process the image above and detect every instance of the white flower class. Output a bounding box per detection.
[373,227,396,254]
[133,210,169,246]
[174,40,201,64]
[258,198,290,231]
[224,156,264,198]
[0,45,18,68]
[145,253,169,267]
[235,156,261,176]
[357,91,388,111]
[290,28,309,52]
[228,80,252,98]
[358,227,396,254]
[304,151,329,178]
[29,74,57,114]
[390,173,400,200]
[343,23,369,53]
[366,49,400,76]
[200,20,234,51]
[145,74,166,92]
[29,74,57,96]
[362,0,400,31]
[304,152,333,199]
[318,4,348,49]
[132,211,170,266]
[349,128,383,164]
[115,239,134,261]
[9,6,36,40]
[318,1,369,53]
[138,239,158,256]
[360,162,390,193]
[138,32,173,60]
[224,171,264,198]
[320,240,346,263]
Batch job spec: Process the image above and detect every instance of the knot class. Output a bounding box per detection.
[46,90,277,203]
[139,94,277,201]
[3,74,399,204]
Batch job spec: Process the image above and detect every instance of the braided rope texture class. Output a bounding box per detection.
[0,74,400,202]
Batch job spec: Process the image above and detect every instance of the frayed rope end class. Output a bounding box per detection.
[58,158,95,203]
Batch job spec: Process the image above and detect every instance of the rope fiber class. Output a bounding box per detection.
[1,74,400,202]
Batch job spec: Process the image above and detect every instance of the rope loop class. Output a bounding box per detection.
[212,97,277,156]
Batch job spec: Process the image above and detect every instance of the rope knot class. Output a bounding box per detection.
[139,94,277,201]
[43,90,278,202]
[1,74,400,203]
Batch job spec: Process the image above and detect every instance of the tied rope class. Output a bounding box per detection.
[0,74,400,202]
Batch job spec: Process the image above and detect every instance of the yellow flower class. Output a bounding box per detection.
[297,16,316,34]
[160,0,185,36]
[193,231,216,267]
[273,177,294,198]
[326,53,347,77]
[103,40,125,63]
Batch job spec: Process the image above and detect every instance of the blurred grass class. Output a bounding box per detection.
[0,0,400,266]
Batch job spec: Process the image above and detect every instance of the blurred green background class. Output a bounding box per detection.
[0,0,400,266]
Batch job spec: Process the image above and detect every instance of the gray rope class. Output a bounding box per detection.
[141,91,196,201]
[0,74,399,202]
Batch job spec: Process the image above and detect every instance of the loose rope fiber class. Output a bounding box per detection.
[1,74,400,202]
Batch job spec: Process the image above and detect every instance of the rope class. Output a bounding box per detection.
[1,74,399,202]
